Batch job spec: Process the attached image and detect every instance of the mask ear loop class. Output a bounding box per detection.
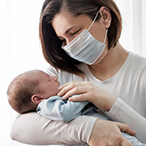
[88,10,100,31]
[87,10,108,44]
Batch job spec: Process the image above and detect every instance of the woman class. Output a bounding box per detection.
[10,0,146,145]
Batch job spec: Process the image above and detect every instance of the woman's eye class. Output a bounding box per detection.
[71,29,81,35]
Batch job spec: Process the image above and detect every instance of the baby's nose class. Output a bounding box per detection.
[52,76,58,81]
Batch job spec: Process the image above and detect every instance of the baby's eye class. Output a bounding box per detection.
[48,78,51,82]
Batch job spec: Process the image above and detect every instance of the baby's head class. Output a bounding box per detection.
[7,70,60,114]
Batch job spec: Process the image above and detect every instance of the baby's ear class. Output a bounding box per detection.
[31,94,45,104]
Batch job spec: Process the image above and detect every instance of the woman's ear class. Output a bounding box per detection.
[99,6,111,29]
[31,94,45,104]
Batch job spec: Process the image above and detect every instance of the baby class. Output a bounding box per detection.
[7,70,60,114]
[7,70,94,122]
[7,70,146,146]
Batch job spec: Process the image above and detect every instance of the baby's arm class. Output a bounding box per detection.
[37,95,89,122]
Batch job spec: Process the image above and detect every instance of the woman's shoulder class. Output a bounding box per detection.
[128,52,146,83]
[129,51,146,65]
[125,51,146,72]
[45,64,59,76]
[45,64,86,85]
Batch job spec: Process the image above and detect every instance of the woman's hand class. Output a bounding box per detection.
[89,119,135,146]
[58,81,117,111]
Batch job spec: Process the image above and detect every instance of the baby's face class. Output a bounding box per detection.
[36,71,60,98]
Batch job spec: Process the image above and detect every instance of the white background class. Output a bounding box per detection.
[0,0,145,146]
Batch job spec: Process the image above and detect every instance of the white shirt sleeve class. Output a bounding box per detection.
[107,98,146,143]
[10,113,97,145]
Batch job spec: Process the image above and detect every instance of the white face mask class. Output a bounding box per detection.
[62,10,108,65]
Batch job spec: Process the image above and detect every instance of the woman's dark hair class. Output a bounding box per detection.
[39,0,122,75]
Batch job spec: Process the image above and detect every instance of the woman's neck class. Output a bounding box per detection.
[88,42,129,81]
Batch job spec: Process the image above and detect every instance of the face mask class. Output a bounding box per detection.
[62,10,108,65]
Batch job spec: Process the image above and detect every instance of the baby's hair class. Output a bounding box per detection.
[7,70,42,114]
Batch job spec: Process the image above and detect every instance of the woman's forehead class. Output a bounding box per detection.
[52,11,91,36]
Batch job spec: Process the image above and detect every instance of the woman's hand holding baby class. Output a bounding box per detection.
[58,81,117,112]
[89,119,135,146]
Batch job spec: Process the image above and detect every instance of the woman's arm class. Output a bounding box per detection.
[10,112,134,146]
[10,112,96,145]
[108,98,146,143]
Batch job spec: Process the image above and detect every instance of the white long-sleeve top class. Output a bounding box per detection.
[10,51,146,145]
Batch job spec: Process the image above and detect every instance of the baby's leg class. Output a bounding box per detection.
[122,132,146,146]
